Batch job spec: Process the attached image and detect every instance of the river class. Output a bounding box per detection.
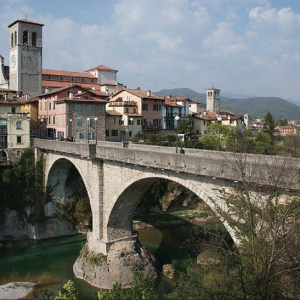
[0,222,221,299]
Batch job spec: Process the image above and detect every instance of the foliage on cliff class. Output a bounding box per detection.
[1,148,45,220]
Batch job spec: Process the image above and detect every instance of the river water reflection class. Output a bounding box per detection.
[0,222,218,299]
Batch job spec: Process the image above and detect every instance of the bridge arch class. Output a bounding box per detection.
[104,168,237,246]
[45,156,96,231]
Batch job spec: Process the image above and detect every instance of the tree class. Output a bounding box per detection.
[98,271,158,300]
[55,280,78,300]
[177,119,190,134]
[170,154,300,300]
[263,112,276,153]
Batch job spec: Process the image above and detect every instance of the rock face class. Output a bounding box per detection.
[162,264,176,279]
[74,240,158,289]
[0,282,36,300]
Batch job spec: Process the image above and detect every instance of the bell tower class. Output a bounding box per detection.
[206,87,220,113]
[8,19,43,95]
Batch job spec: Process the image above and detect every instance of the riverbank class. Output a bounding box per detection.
[133,208,218,230]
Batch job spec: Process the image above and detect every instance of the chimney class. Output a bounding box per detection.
[147,89,151,97]
[45,88,49,93]
[25,94,28,100]
[69,90,74,99]
[4,94,7,101]
[137,87,140,90]
[106,89,109,95]
[124,85,127,89]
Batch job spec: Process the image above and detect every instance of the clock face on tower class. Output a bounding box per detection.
[11,55,16,69]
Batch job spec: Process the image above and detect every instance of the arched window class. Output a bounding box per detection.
[14,31,17,45]
[32,32,36,46]
[23,31,28,45]
[11,33,13,47]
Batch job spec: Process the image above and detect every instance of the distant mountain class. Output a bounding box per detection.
[221,91,254,99]
[156,88,300,120]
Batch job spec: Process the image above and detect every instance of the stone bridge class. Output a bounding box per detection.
[33,139,300,288]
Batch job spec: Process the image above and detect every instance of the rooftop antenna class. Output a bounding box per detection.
[25,14,27,19]
[135,73,141,88]
[152,81,158,92]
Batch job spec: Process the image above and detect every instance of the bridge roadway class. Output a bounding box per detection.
[33,139,300,190]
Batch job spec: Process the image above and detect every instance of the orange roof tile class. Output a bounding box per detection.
[8,19,44,27]
[43,69,96,79]
[86,65,118,72]
[106,110,122,116]
[42,80,102,91]
[125,113,143,117]
[125,89,164,100]
[165,99,182,107]
[206,87,220,90]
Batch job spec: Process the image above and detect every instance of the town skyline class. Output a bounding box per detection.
[1,0,300,101]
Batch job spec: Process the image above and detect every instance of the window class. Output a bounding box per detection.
[112,130,118,136]
[16,121,21,129]
[11,33,13,47]
[87,119,92,126]
[40,102,42,111]
[14,31,17,45]
[125,108,129,113]
[53,116,55,125]
[129,131,132,137]
[12,107,15,113]
[49,101,51,110]
[142,103,148,111]
[32,32,36,46]
[16,136,22,144]
[119,119,124,125]
[137,120,141,125]
[53,101,55,109]
[76,118,82,126]
[87,105,93,114]
[16,150,21,157]
[106,130,109,137]
[113,118,116,124]
[153,104,158,111]
[23,31,28,45]
[129,119,134,125]
[48,116,51,124]
[76,132,83,139]
[159,104,162,111]
[44,103,47,110]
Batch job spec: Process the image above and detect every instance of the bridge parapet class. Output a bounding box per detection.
[33,139,300,190]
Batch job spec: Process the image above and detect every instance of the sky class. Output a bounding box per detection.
[1,0,300,101]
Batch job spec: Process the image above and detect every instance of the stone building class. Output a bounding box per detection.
[8,19,43,96]
[38,84,108,140]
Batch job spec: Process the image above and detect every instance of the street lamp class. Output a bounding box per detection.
[67,118,72,138]
[130,117,133,140]
[94,117,98,144]
[217,116,222,151]
[87,118,90,143]
[40,118,44,139]
[175,115,180,153]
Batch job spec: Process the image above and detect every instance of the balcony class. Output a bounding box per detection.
[109,100,137,107]
[6,113,29,118]
[142,125,162,130]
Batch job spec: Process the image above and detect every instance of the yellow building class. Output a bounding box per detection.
[20,96,39,137]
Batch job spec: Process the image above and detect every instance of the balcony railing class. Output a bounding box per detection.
[109,101,137,107]
[6,113,29,118]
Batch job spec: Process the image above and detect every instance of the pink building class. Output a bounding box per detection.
[38,84,108,140]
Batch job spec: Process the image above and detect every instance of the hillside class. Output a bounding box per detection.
[157,88,300,120]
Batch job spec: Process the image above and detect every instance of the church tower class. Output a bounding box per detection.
[8,19,43,96]
[206,87,220,113]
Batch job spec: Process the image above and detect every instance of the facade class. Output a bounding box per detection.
[110,89,164,135]
[8,19,43,96]
[38,84,108,140]
[206,87,220,113]
[0,94,30,164]
[275,125,298,137]
[20,96,39,137]
[106,97,142,141]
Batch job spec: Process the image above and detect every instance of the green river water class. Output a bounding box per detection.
[0,223,216,299]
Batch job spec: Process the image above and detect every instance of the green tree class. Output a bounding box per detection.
[98,271,158,300]
[170,154,300,300]
[177,119,190,134]
[263,112,276,153]
[55,280,78,300]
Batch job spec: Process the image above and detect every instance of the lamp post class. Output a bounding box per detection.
[130,117,133,140]
[175,115,180,153]
[67,118,72,138]
[217,116,222,151]
[94,117,98,144]
[40,118,44,139]
[87,118,90,143]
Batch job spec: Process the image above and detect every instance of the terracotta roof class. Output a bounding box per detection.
[43,69,96,79]
[42,80,102,91]
[189,99,198,104]
[0,99,24,105]
[106,110,122,116]
[165,99,182,108]
[219,109,236,116]
[86,65,118,72]
[125,89,164,100]
[125,113,143,117]
[206,87,220,91]
[8,19,44,28]
[192,111,241,121]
